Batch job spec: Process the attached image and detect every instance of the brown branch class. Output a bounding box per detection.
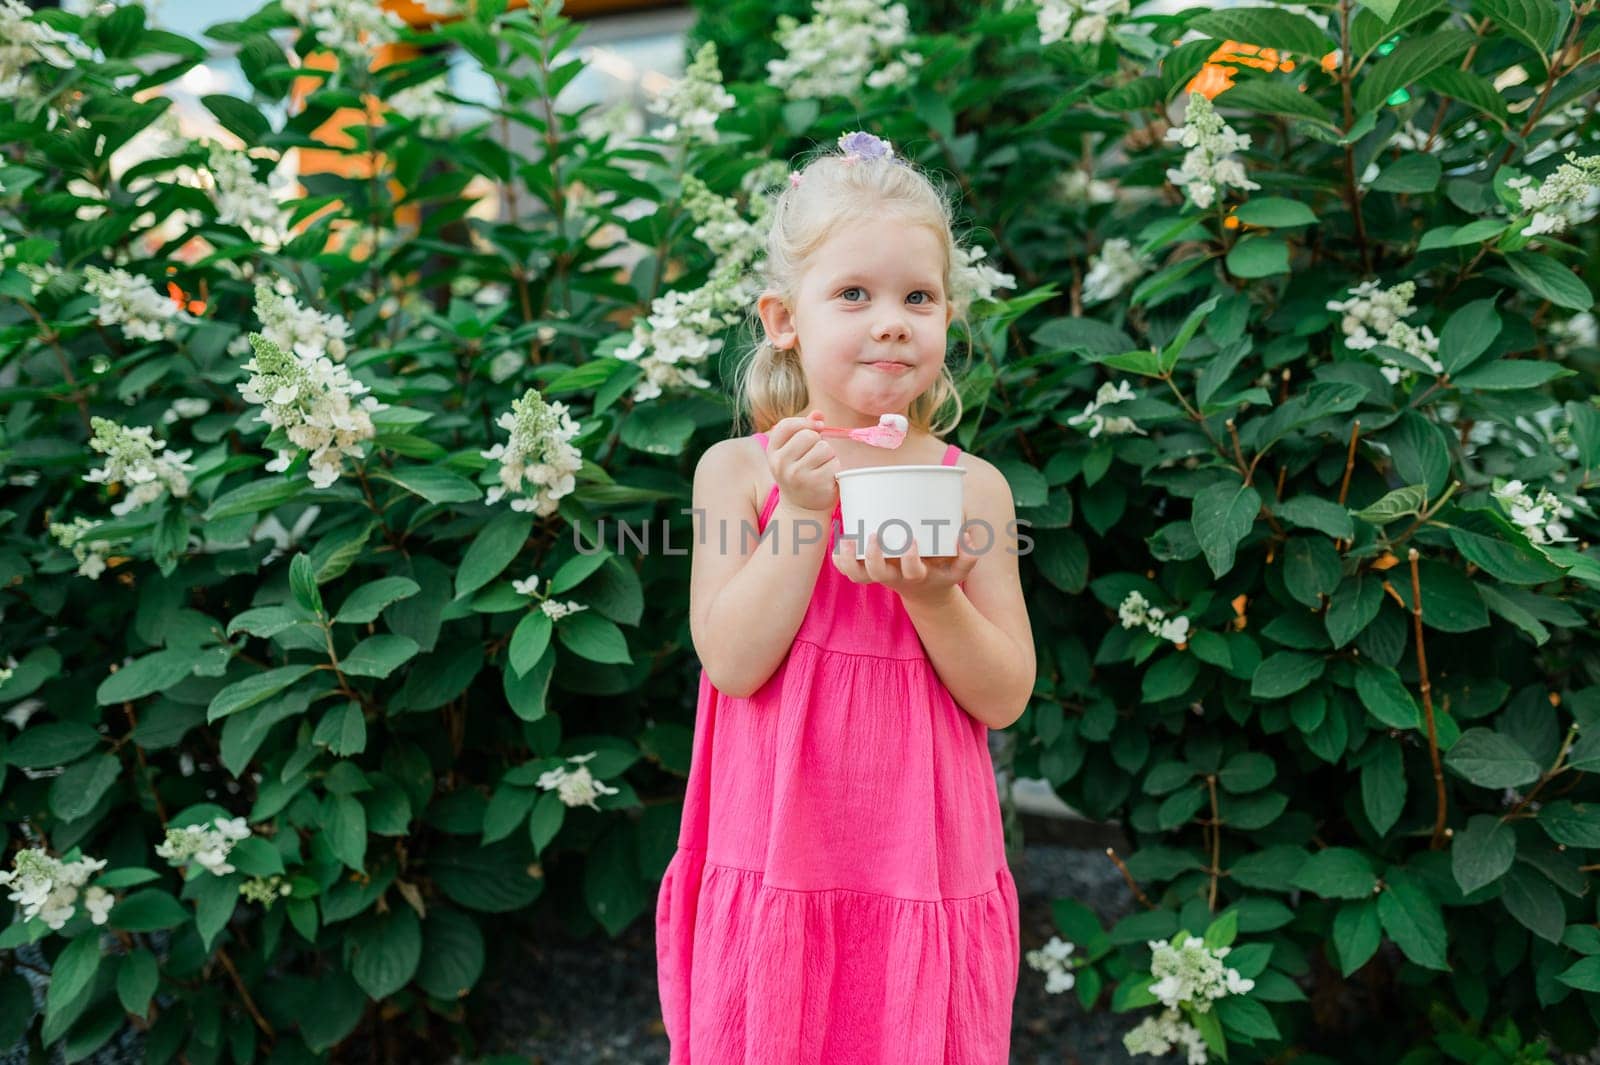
[1406,547,1448,849]
[1105,847,1157,910]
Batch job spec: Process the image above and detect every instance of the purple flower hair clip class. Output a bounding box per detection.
[837,131,895,164]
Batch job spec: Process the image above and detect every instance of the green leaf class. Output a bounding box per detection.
[7,722,101,768]
[1419,68,1511,128]
[1501,864,1564,942]
[1370,152,1442,193]
[116,948,160,1019]
[510,611,554,677]
[1362,741,1407,834]
[550,550,610,594]
[348,906,421,1000]
[1452,813,1516,894]
[49,753,120,821]
[1416,218,1506,251]
[585,823,648,936]
[202,93,271,143]
[1293,847,1377,898]
[1357,0,1402,20]
[529,790,566,855]
[1452,359,1576,390]
[1233,197,1318,227]
[334,577,421,625]
[1351,483,1428,524]
[1191,481,1262,578]
[325,793,368,872]
[1189,8,1330,55]
[1438,297,1502,374]
[1503,251,1594,311]
[619,402,697,456]
[557,611,632,665]
[1251,652,1325,699]
[1218,752,1275,793]
[1474,0,1560,65]
[1355,31,1476,114]
[207,665,317,723]
[1332,899,1382,975]
[1327,573,1384,648]
[1444,727,1541,788]
[1378,868,1450,970]
[1216,79,1336,125]
[314,701,367,757]
[1557,955,1600,992]
[1536,800,1600,848]
[415,906,485,1000]
[340,634,419,678]
[203,477,307,521]
[378,465,482,503]
[289,552,322,615]
[1354,663,1420,729]
[455,511,533,600]
[109,889,190,932]
[1225,236,1290,278]
[1272,496,1354,540]
[96,648,196,705]
[44,932,101,1021]
[227,605,313,638]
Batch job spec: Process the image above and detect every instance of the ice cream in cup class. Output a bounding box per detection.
[834,463,967,560]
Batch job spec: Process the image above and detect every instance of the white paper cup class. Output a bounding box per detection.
[834,465,967,559]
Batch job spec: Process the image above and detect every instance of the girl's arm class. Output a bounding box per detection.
[900,459,1037,729]
[688,438,833,698]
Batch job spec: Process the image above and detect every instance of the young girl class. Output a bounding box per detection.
[655,132,1036,1064]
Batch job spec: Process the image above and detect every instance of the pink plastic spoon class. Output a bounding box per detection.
[816,413,908,449]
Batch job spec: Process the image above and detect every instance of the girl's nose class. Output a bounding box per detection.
[872,316,911,342]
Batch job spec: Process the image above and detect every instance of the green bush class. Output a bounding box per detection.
[2,0,1599,1060]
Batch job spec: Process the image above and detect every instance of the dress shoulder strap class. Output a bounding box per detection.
[942,442,960,466]
[754,432,769,450]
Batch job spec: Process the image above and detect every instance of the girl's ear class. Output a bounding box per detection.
[757,291,799,350]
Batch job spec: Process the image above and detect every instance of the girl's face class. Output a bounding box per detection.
[758,215,954,430]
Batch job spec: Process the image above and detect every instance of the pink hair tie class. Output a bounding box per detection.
[789,173,803,189]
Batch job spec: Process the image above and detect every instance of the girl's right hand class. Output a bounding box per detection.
[766,411,840,514]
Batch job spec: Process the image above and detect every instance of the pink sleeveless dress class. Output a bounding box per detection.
[654,432,1020,1064]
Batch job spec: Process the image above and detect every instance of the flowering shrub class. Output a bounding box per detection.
[1,0,1598,1061]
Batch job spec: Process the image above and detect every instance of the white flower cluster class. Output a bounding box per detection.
[1123,1008,1209,1064]
[1525,101,1590,166]
[481,388,584,517]
[1505,153,1600,237]
[650,42,735,144]
[155,815,252,877]
[1491,479,1577,546]
[281,0,403,65]
[1149,932,1255,1010]
[616,168,785,402]
[238,333,385,489]
[1118,589,1191,644]
[1057,169,1117,207]
[1082,237,1149,304]
[1165,93,1260,210]
[255,280,351,362]
[240,873,293,907]
[511,576,590,620]
[0,0,95,103]
[1551,312,1598,356]
[0,848,113,931]
[766,0,922,99]
[1024,935,1078,994]
[205,144,294,249]
[50,516,116,579]
[1326,279,1442,385]
[1067,380,1146,438]
[950,244,1017,312]
[83,265,188,343]
[537,752,620,811]
[387,76,455,138]
[1011,0,1130,46]
[84,416,196,517]
[162,397,214,427]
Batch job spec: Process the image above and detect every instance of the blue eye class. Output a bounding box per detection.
[840,287,866,301]
[908,291,932,305]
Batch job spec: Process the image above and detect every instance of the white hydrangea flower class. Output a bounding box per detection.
[1082,237,1149,304]
[161,397,214,426]
[766,0,922,99]
[204,144,294,249]
[1123,1006,1210,1064]
[254,280,351,363]
[82,885,115,924]
[281,0,403,64]
[239,873,294,907]
[1118,589,1191,645]
[1011,0,1130,46]
[0,848,109,931]
[155,815,252,877]
[649,42,735,145]
[237,333,386,489]
[82,265,189,343]
[1524,101,1589,166]
[1505,152,1600,237]
[50,516,116,579]
[387,76,454,138]
[0,0,96,102]
[950,244,1017,312]
[536,752,620,811]
[1056,169,1117,206]
[1326,279,1442,385]
[1550,312,1597,356]
[84,416,196,517]
[1067,380,1146,438]
[1024,935,1078,994]
[1146,933,1254,1012]
[481,388,584,517]
[1491,479,1577,545]
[1164,93,1260,211]
[541,598,588,621]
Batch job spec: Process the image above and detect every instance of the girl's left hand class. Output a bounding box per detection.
[832,527,982,605]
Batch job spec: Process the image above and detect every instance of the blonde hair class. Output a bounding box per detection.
[729,145,973,437]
